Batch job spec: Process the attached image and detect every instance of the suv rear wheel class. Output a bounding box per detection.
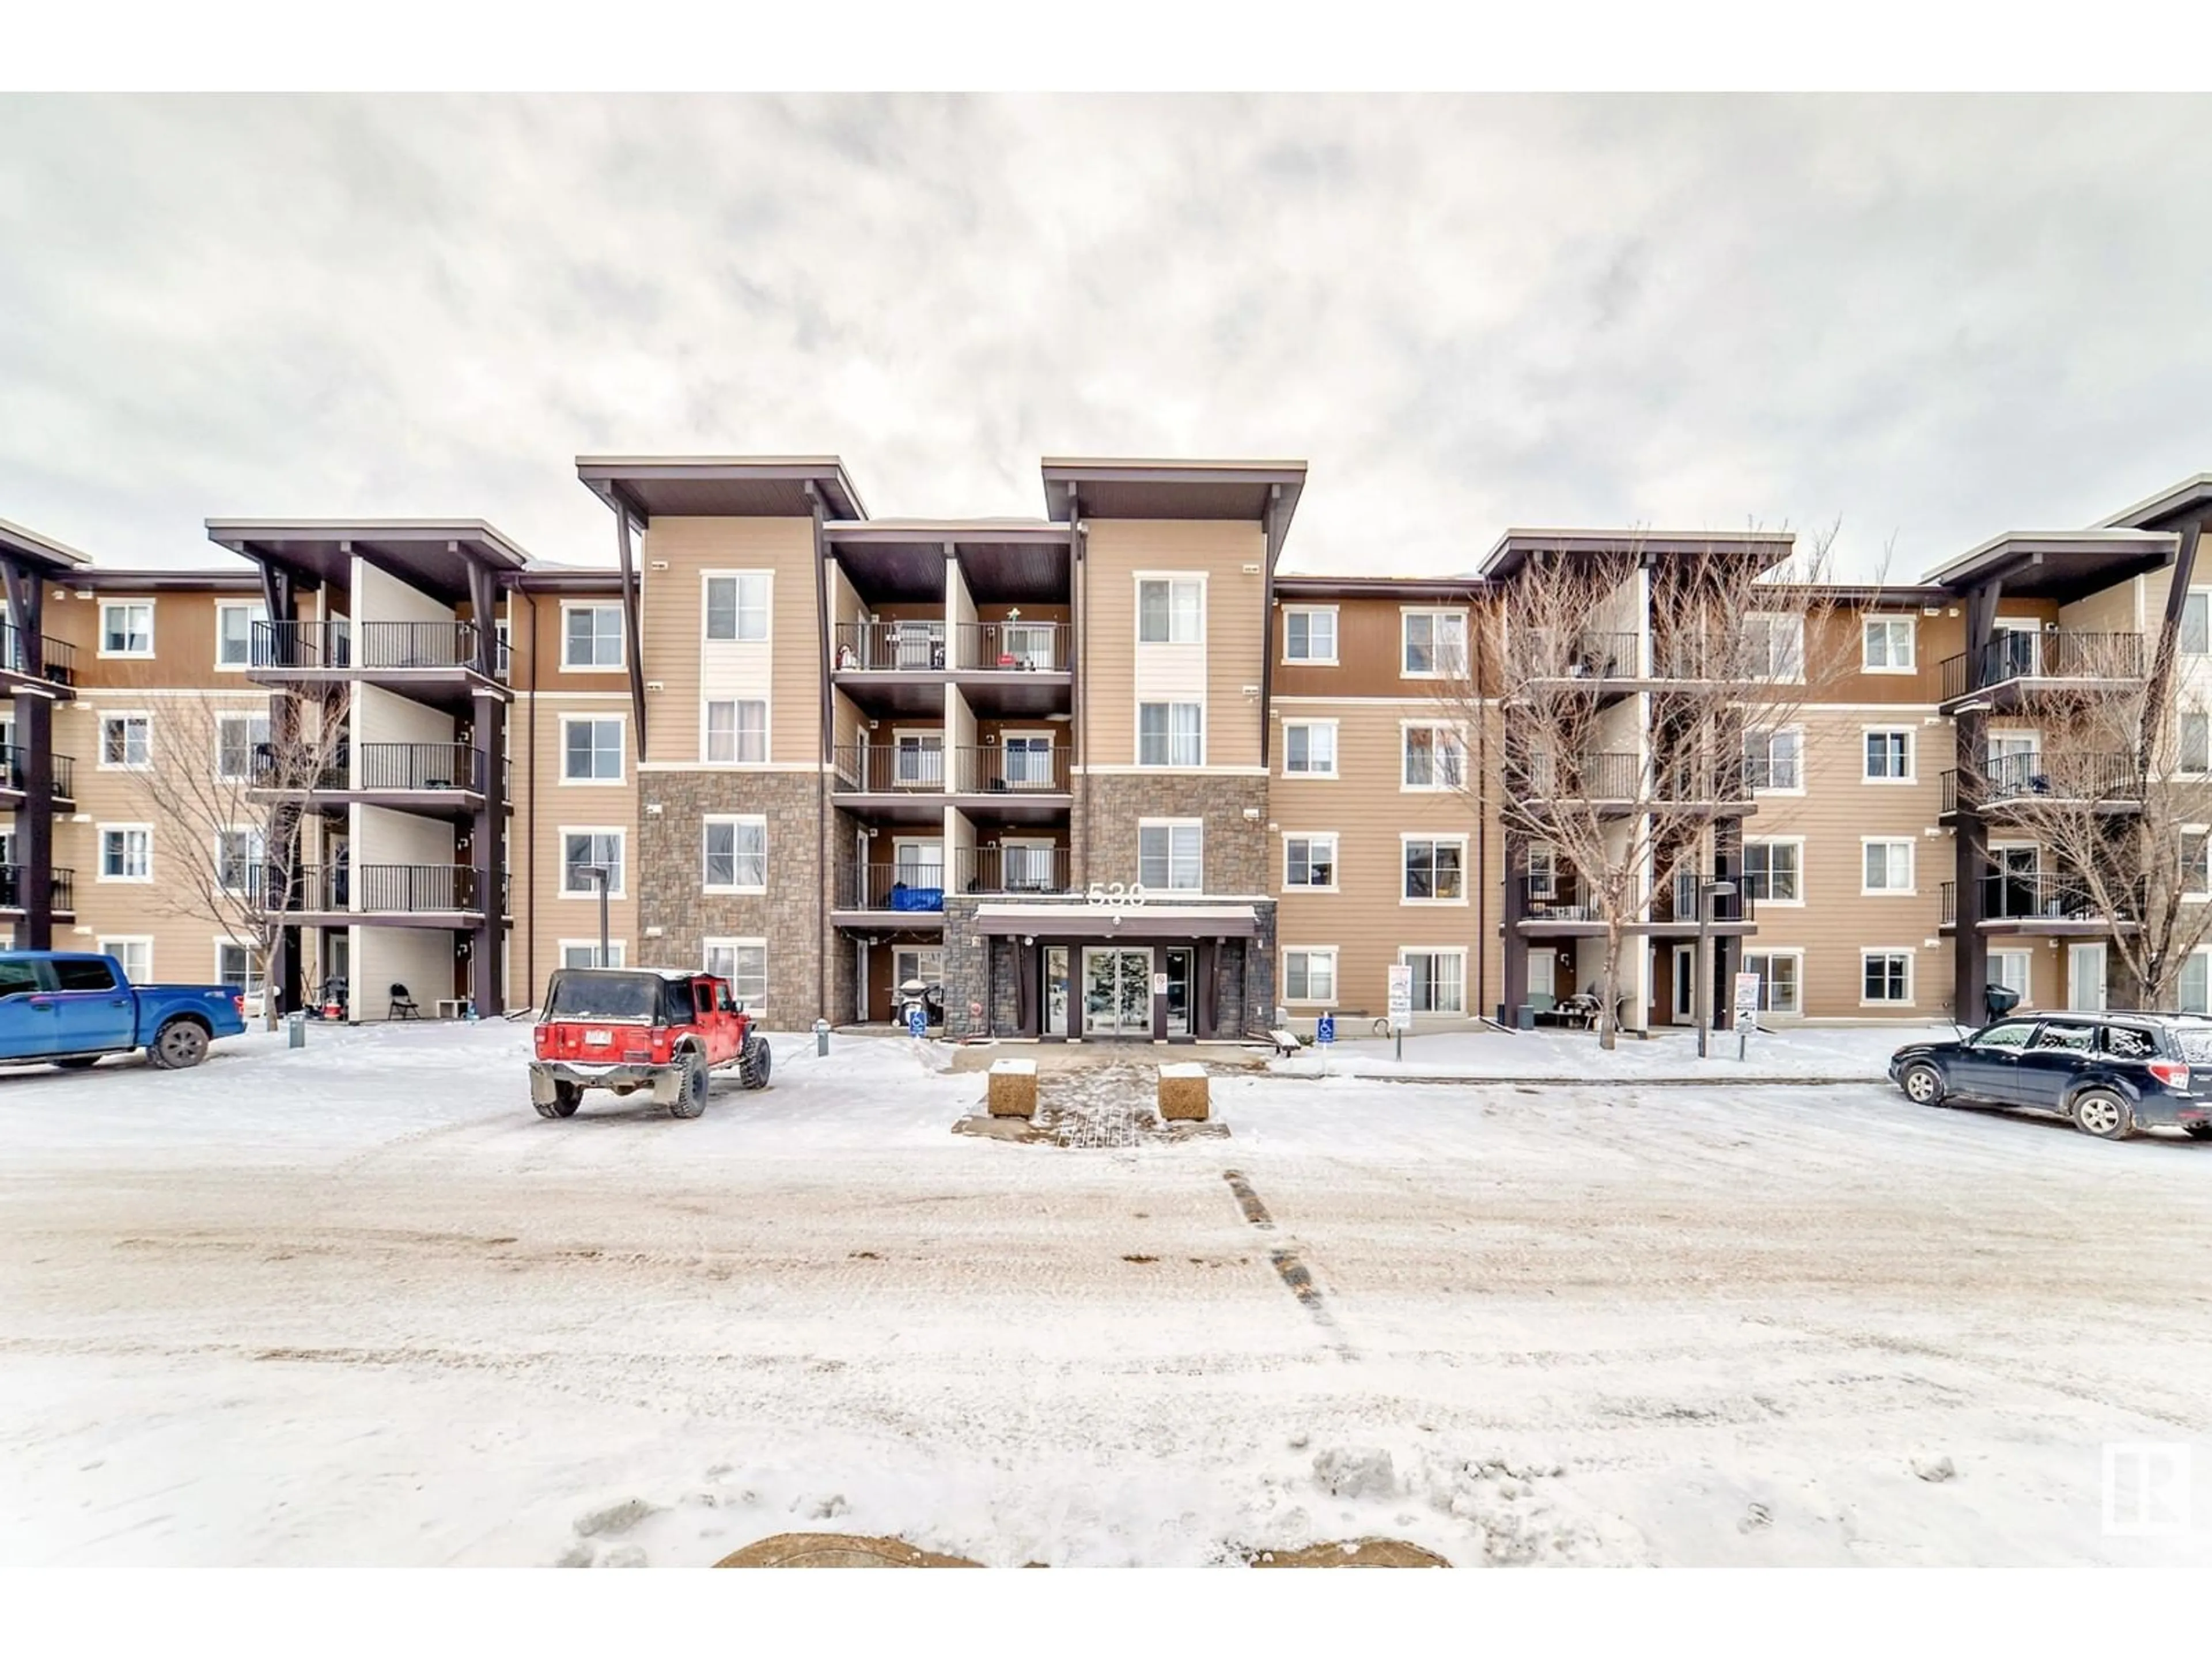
[2070,1089,2134,1141]
[668,1050,708,1119]
[1900,1062,1945,1107]
[535,1081,581,1120]
[2184,1123,2211,1141]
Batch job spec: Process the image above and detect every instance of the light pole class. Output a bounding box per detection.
[580,866,610,965]
[1695,877,1738,1059]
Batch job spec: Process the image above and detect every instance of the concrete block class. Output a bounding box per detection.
[1158,1061,1209,1121]
[987,1057,1038,1119]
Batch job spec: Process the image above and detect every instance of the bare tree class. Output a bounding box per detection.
[123,688,350,1025]
[1442,528,1853,1050]
[1960,666,2212,1010]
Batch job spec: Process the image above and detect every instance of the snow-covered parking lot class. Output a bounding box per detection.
[2,1021,2208,1567]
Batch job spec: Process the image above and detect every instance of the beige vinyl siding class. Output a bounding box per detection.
[635,516,817,766]
[1271,698,1502,1024]
[516,690,639,1005]
[1082,520,1266,770]
[1744,706,1948,1017]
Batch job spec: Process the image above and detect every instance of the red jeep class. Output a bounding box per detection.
[530,967,771,1120]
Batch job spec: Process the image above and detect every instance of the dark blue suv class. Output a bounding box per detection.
[1890,1012,2212,1141]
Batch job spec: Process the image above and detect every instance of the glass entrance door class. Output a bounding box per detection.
[1081,947,1153,1037]
[1671,944,1696,1024]
[1163,948,1193,1037]
[1044,946,1070,1037]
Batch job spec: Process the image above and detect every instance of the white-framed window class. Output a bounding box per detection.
[559,940,628,969]
[1283,606,1338,664]
[704,698,768,764]
[2183,827,2211,899]
[216,940,266,1001]
[560,829,626,897]
[1862,616,1916,672]
[1138,820,1203,891]
[1137,702,1204,767]
[215,601,268,669]
[2180,708,2210,774]
[561,603,624,669]
[1137,577,1205,645]
[560,715,626,783]
[1400,948,1467,1014]
[99,713,151,770]
[2181,949,2211,1015]
[1740,950,1803,1015]
[1742,838,1804,904]
[99,937,153,984]
[1991,948,2033,1007]
[1283,834,1338,891]
[704,937,767,1007]
[1863,728,1914,782]
[1743,727,1802,791]
[1001,733,1055,789]
[2184,592,2211,658]
[99,601,153,658]
[1861,949,1913,1006]
[1283,946,1338,1003]
[1402,835,1467,903]
[214,712,270,782]
[214,828,264,893]
[1862,838,1914,895]
[703,573,771,642]
[703,815,768,892]
[1401,608,1467,677]
[1282,719,1338,778]
[98,824,153,882]
[1745,613,1805,681]
[1401,723,1465,790]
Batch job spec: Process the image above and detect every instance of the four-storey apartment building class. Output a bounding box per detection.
[3,461,2206,1036]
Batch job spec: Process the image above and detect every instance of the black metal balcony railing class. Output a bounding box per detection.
[1938,630,2144,701]
[0,745,75,798]
[1519,870,1755,925]
[358,741,484,792]
[954,622,1066,672]
[1513,751,1751,804]
[950,744,1070,795]
[834,620,945,672]
[833,743,945,792]
[1515,630,1638,681]
[0,623,76,687]
[956,844,1074,895]
[1942,753,2142,816]
[252,619,495,673]
[250,742,347,793]
[838,862,949,912]
[0,866,75,911]
[1651,631,1746,680]
[1974,870,2139,924]
[265,862,482,914]
[1651,872,1756,925]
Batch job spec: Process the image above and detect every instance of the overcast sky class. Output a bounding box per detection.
[2,93,2208,579]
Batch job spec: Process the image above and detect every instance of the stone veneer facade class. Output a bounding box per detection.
[636,768,827,1029]
[1074,773,1270,896]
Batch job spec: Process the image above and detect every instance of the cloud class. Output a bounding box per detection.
[1,93,2208,579]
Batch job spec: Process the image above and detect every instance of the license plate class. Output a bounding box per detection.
[584,1029,611,1046]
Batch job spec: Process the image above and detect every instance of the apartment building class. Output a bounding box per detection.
[5,461,2206,1036]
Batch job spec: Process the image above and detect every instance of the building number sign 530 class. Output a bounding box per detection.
[1085,881,1148,909]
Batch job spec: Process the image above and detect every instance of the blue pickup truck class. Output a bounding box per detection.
[0,951,248,1071]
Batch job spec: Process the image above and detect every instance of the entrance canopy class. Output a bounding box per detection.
[972,902,1258,939]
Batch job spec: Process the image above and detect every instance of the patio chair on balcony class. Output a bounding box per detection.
[388,983,421,1021]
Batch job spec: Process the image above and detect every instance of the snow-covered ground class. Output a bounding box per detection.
[1269,1021,1953,1082]
[2,1021,2207,1567]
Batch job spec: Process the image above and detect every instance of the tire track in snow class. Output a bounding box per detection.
[1222,1169,1354,1359]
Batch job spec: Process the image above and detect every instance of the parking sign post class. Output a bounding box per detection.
[1316,1010,1335,1075]
[1732,971,1761,1062]
[1387,964,1413,1062]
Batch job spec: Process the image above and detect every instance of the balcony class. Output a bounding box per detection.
[1941,872,2142,933]
[252,741,498,821]
[0,746,75,804]
[0,623,77,695]
[956,844,1073,896]
[1509,629,1640,703]
[949,744,1070,798]
[832,743,949,825]
[263,862,488,925]
[1938,630,2142,710]
[249,620,508,710]
[1517,870,1755,934]
[1513,752,1753,813]
[1938,753,2142,820]
[834,862,949,922]
[0,866,75,915]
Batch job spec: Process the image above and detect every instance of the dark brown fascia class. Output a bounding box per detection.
[61,567,264,593]
[1039,458,1307,531]
[508,566,627,594]
[575,456,868,522]
[204,518,533,569]
[0,517,96,574]
[2098,473,2212,533]
[1272,575,1490,602]
[1479,529,1796,581]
